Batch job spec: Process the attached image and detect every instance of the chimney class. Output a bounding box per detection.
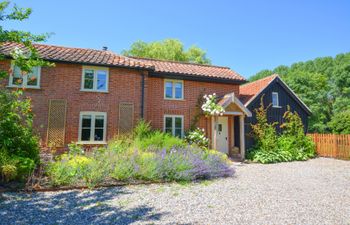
[102,46,108,51]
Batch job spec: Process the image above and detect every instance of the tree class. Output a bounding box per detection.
[0,1,52,79]
[328,111,350,134]
[249,51,350,133]
[0,1,51,182]
[122,39,211,64]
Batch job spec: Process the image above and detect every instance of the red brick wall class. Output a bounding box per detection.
[0,60,241,148]
[0,60,144,147]
[144,76,240,134]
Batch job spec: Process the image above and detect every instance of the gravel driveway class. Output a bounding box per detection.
[1,157,349,225]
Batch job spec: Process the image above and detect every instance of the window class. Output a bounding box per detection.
[272,92,280,107]
[79,112,107,143]
[164,79,183,100]
[9,65,41,88]
[164,115,183,137]
[81,67,108,92]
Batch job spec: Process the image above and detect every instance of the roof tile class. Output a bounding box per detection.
[239,74,278,105]
[0,42,245,82]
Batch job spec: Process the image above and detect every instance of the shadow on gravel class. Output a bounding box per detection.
[0,187,165,225]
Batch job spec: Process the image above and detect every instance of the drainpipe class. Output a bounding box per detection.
[141,72,145,119]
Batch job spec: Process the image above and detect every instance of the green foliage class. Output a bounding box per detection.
[0,1,52,79]
[328,111,350,134]
[132,119,152,139]
[250,97,279,152]
[0,90,39,161]
[249,52,350,133]
[248,101,315,164]
[0,90,39,182]
[11,155,35,177]
[0,1,53,183]
[67,142,84,156]
[185,128,209,150]
[1,164,17,182]
[111,155,135,181]
[122,39,211,64]
[133,131,186,151]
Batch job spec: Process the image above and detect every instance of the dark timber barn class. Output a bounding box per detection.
[238,74,312,151]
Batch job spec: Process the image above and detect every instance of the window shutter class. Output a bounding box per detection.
[118,103,134,134]
[47,99,67,147]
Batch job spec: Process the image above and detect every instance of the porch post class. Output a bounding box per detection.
[239,115,245,160]
[213,116,218,150]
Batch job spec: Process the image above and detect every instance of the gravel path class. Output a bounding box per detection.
[1,157,349,225]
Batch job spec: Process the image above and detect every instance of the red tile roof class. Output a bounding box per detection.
[0,42,245,82]
[0,42,154,69]
[130,57,246,82]
[239,74,278,105]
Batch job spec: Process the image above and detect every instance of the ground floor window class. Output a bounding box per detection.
[79,112,107,143]
[164,115,184,137]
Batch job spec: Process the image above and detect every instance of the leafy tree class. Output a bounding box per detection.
[0,1,52,78]
[249,52,350,133]
[122,39,211,64]
[328,111,350,134]
[0,1,51,181]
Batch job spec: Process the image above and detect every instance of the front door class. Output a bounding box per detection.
[212,116,229,154]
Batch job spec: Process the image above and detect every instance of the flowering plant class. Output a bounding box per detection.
[185,128,209,149]
[201,93,225,116]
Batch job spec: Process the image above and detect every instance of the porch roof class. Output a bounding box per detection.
[218,92,252,117]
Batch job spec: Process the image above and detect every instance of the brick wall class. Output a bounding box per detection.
[0,60,241,148]
[145,76,240,134]
[0,60,144,148]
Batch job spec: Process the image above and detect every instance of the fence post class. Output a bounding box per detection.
[333,134,338,158]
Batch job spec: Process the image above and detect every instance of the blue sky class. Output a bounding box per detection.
[5,0,350,78]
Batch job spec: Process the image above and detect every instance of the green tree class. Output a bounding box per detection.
[0,1,51,181]
[122,39,211,64]
[0,1,52,78]
[328,111,350,134]
[249,51,350,134]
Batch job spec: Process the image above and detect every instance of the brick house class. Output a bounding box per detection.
[1,42,310,160]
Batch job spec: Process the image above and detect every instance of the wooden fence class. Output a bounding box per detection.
[307,133,350,160]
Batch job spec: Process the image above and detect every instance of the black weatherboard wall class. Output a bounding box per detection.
[244,77,311,150]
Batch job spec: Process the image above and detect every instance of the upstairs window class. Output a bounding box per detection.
[272,92,280,107]
[164,79,183,100]
[81,67,108,92]
[9,65,41,88]
[79,112,107,143]
[164,115,183,137]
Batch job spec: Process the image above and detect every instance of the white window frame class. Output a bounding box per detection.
[163,115,184,137]
[272,92,281,108]
[8,63,41,89]
[164,79,184,100]
[78,111,107,144]
[81,66,109,93]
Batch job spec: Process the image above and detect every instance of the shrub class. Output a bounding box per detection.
[47,154,92,186]
[250,98,279,152]
[67,142,84,156]
[328,110,350,134]
[185,128,209,149]
[1,164,17,182]
[156,148,194,181]
[47,145,234,187]
[133,131,186,151]
[11,156,35,178]
[133,120,152,139]
[134,151,159,181]
[0,90,40,163]
[248,98,315,164]
[111,156,135,181]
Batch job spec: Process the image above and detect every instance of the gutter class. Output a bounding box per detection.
[141,72,145,119]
